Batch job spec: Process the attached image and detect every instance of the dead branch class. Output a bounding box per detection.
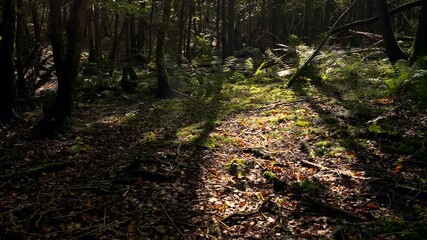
[159,201,186,239]
[347,30,382,41]
[287,0,362,87]
[332,0,421,34]
[221,197,272,224]
[300,159,368,180]
[0,161,74,181]
[287,0,421,87]
[303,195,363,222]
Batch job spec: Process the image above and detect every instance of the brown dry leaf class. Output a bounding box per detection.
[394,165,404,173]
[365,203,379,210]
[82,199,94,207]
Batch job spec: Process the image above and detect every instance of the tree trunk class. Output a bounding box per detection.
[49,0,65,77]
[93,2,102,59]
[185,0,193,61]
[148,0,155,61]
[272,0,288,44]
[0,0,17,124]
[221,0,228,59]
[16,0,28,97]
[411,0,427,61]
[31,2,41,43]
[39,0,89,129]
[156,0,172,98]
[377,0,406,63]
[110,13,120,62]
[303,0,314,39]
[177,0,187,64]
[87,4,98,62]
[227,0,235,55]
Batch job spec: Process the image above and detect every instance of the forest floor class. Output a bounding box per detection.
[1,49,427,239]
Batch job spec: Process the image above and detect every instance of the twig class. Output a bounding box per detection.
[303,195,363,221]
[75,218,129,239]
[158,201,186,240]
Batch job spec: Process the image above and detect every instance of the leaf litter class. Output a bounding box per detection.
[1,60,427,239]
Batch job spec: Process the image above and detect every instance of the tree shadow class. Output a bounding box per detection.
[290,69,427,237]
[0,65,232,239]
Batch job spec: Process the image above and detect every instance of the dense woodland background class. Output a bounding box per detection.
[1,0,427,239]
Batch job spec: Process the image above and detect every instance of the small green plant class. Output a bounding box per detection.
[225,158,246,177]
[290,180,323,196]
[289,34,302,47]
[386,60,427,106]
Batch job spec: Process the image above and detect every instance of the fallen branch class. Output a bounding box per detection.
[221,197,272,224]
[287,0,362,87]
[303,195,363,221]
[159,201,186,239]
[300,159,368,180]
[331,0,421,34]
[1,161,75,181]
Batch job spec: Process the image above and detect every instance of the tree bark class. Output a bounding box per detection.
[156,0,172,98]
[221,0,228,59]
[411,0,427,61]
[303,0,314,39]
[16,0,28,97]
[0,0,17,124]
[49,0,65,77]
[39,0,89,130]
[31,2,41,43]
[376,0,406,63]
[177,0,187,64]
[227,0,235,55]
[272,0,288,44]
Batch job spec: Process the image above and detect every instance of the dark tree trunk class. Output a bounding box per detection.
[177,0,187,64]
[39,0,89,129]
[227,0,235,55]
[16,0,28,97]
[303,0,314,39]
[156,0,172,98]
[110,13,120,62]
[130,15,137,50]
[221,0,228,59]
[31,2,41,43]
[272,0,288,44]
[137,7,146,52]
[411,0,427,61]
[216,0,221,48]
[148,0,155,61]
[87,4,98,62]
[93,2,102,59]
[377,0,406,63]
[49,0,65,76]
[0,0,17,124]
[185,0,193,61]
